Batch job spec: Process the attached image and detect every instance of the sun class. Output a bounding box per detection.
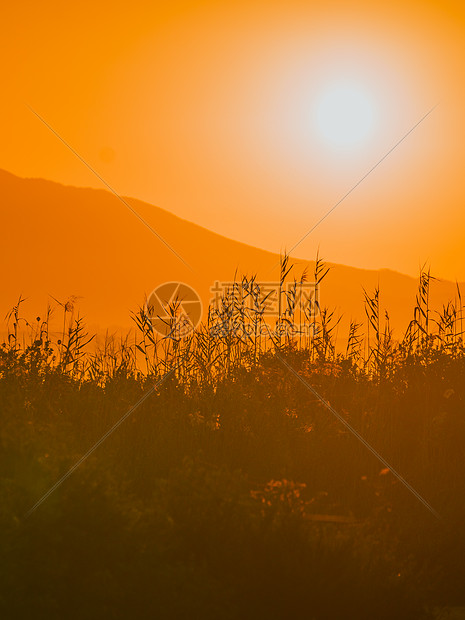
[314,81,376,150]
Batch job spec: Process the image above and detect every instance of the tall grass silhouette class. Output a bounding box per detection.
[2,257,465,619]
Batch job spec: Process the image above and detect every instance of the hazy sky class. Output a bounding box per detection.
[2,0,465,279]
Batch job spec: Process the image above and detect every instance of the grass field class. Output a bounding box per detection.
[2,261,465,619]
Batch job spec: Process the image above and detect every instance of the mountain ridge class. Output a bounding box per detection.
[0,168,460,336]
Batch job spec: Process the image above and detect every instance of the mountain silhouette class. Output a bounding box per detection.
[1,168,461,339]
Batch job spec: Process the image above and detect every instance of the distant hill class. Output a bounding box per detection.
[0,168,461,340]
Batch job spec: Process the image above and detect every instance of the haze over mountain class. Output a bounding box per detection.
[0,168,461,339]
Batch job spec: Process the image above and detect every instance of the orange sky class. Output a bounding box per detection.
[2,0,465,280]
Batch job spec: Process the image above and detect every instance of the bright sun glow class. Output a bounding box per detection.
[314,82,376,150]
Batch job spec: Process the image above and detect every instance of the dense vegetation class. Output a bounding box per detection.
[2,261,465,619]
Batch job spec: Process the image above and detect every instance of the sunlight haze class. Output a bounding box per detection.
[1,0,464,279]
